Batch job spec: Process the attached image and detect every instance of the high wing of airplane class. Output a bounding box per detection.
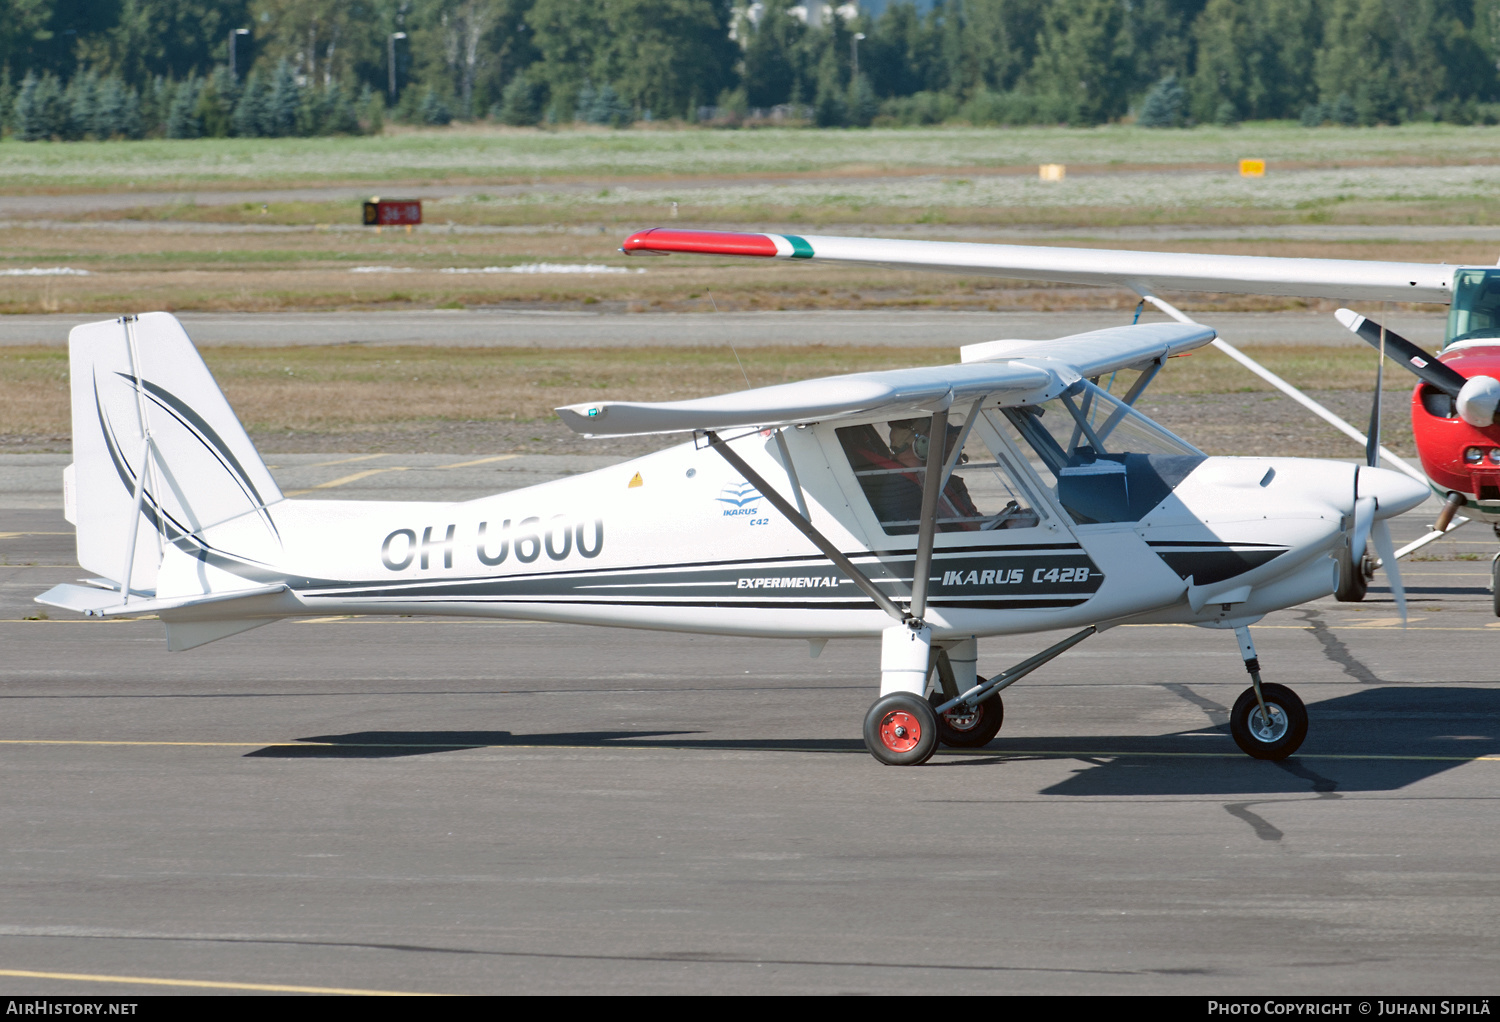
[623,228,1500,614]
[37,311,1427,766]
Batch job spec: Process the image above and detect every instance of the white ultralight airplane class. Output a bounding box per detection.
[38,306,1426,766]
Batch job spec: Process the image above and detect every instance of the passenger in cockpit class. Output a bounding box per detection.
[838,419,983,532]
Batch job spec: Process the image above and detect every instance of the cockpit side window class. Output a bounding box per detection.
[1447,268,1500,346]
[998,380,1205,525]
[835,415,1042,536]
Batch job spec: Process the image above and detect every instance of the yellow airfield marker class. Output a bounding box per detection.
[1240,158,1266,177]
[1038,163,1066,182]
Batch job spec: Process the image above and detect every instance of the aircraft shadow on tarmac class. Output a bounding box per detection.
[1027,686,1500,797]
[245,687,1498,796]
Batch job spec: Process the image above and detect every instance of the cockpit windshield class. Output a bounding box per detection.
[1446,268,1500,346]
[999,380,1205,524]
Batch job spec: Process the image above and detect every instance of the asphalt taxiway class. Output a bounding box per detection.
[0,455,1496,995]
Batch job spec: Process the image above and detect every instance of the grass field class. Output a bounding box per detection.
[3,123,1498,315]
[5,122,1500,193]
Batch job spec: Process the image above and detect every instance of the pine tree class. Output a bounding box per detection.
[64,70,99,140]
[419,87,453,126]
[95,76,127,139]
[358,85,384,135]
[118,83,144,140]
[1300,101,1328,126]
[142,77,172,137]
[574,81,597,122]
[812,50,847,127]
[166,78,203,139]
[267,60,300,137]
[14,72,63,142]
[232,72,269,138]
[0,68,13,138]
[1138,73,1185,127]
[196,67,237,139]
[1331,91,1357,125]
[590,84,632,127]
[498,72,544,126]
[847,74,878,127]
[313,83,360,135]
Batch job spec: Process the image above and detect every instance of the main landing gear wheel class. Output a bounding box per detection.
[863,693,938,766]
[928,692,1004,748]
[1229,683,1308,761]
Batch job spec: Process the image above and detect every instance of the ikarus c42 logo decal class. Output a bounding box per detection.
[717,481,769,526]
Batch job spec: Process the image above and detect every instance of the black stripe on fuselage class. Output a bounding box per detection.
[289,547,1104,610]
[1147,542,1288,585]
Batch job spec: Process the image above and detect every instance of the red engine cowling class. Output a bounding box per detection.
[1411,344,1500,502]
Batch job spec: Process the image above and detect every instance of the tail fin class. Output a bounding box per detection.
[67,313,283,596]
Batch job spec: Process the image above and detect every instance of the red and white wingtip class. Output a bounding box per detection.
[621,228,814,259]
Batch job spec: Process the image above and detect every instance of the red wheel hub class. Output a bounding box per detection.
[879,711,922,753]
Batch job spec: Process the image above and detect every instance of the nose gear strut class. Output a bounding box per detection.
[1229,625,1308,760]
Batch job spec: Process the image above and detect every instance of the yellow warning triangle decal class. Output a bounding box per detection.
[628,472,643,488]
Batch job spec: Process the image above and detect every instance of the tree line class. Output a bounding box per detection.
[2,0,1499,140]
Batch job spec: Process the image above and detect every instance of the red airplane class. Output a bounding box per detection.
[621,227,1500,614]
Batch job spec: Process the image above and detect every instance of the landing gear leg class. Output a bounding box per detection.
[1490,550,1499,618]
[1229,625,1308,760]
[1491,526,1499,618]
[928,640,1005,748]
[864,623,940,765]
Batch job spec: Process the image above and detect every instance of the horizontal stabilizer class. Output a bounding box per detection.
[35,582,294,619]
[162,616,277,651]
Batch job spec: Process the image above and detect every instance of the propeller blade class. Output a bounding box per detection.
[1335,308,1468,397]
[1370,518,1406,625]
[1365,323,1384,468]
[1351,493,1376,565]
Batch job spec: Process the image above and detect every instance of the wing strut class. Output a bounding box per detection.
[705,430,909,624]
[1137,293,1428,485]
[907,408,950,621]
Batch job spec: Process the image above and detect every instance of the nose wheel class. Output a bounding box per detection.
[1230,682,1308,760]
[1231,625,1308,760]
[863,693,939,765]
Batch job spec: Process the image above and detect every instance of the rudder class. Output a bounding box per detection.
[68,313,282,595]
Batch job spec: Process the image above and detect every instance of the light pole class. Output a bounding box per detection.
[229,28,250,80]
[388,32,408,102]
[852,32,865,81]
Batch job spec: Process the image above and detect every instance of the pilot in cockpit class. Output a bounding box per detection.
[886,419,983,529]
